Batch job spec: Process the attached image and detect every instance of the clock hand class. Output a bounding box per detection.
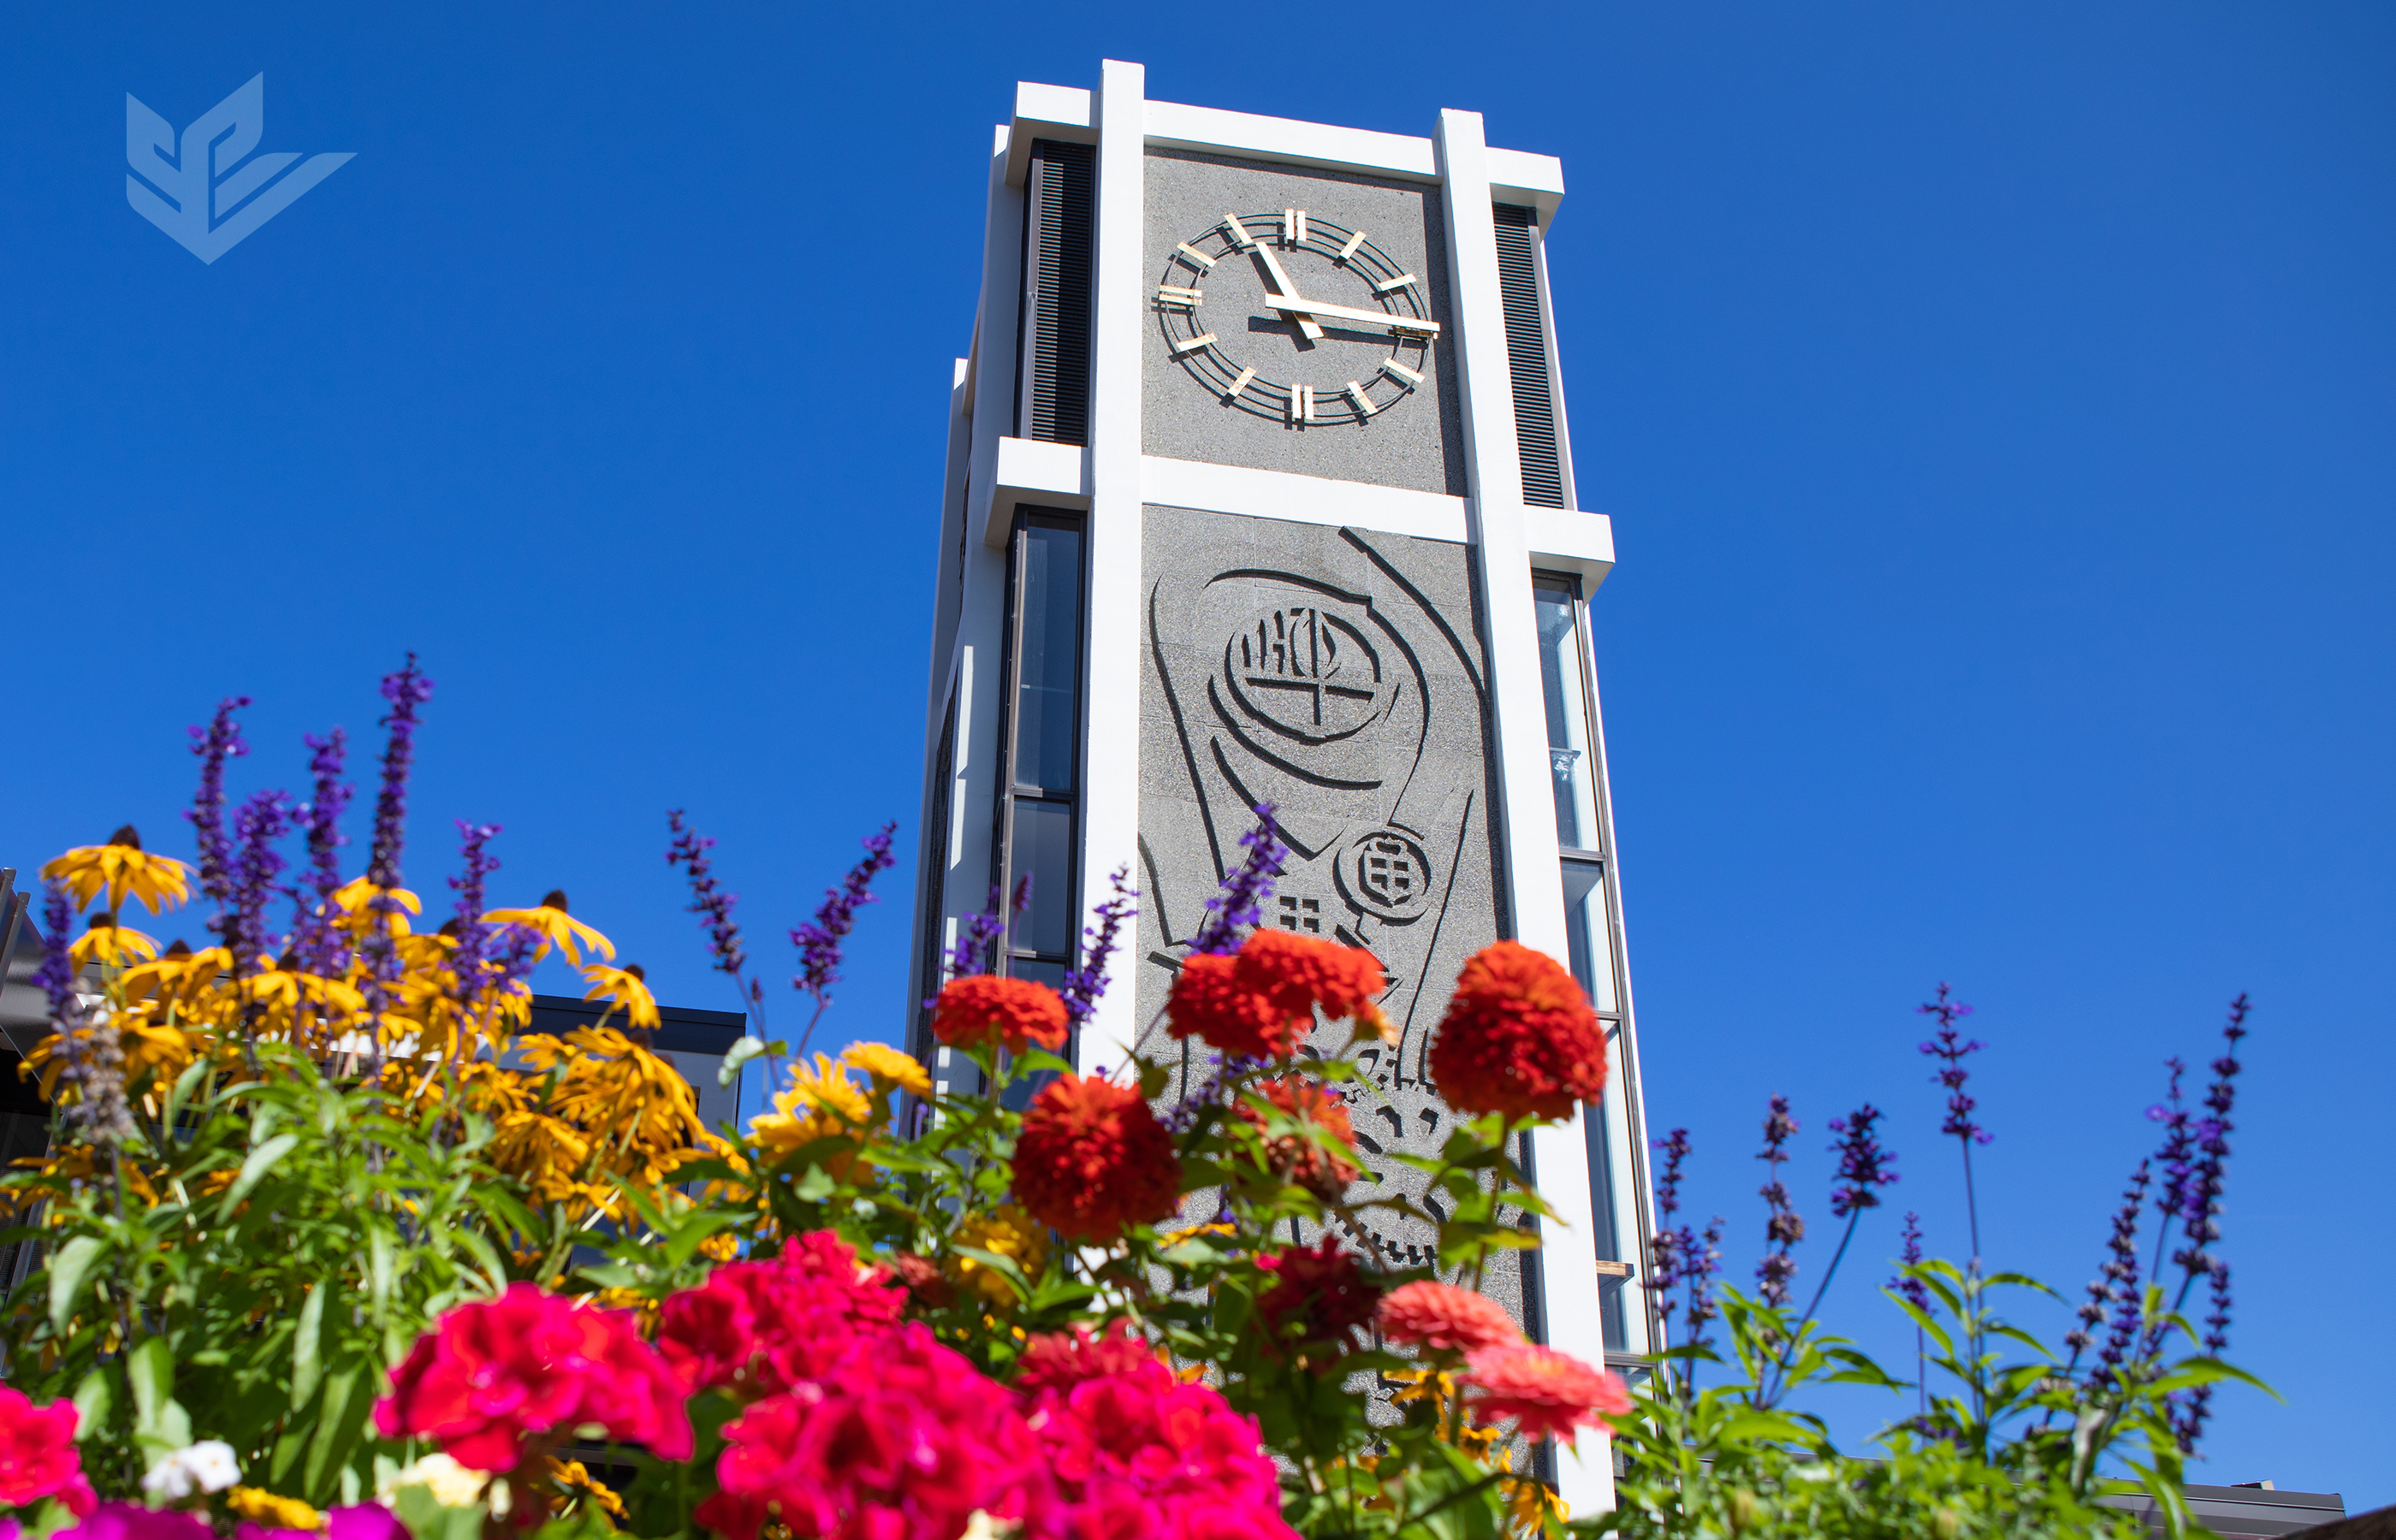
[1245,291,1440,339]
[1249,245,1326,341]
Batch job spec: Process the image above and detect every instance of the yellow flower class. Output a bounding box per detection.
[227,1490,323,1531]
[747,1054,876,1176]
[542,1459,626,1521]
[842,1040,932,1100]
[946,1205,1050,1306]
[69,918,158,966]
[42,826,190,915]
[483,890,614,966]
[331,877,422,936]
[581,962,661,1030]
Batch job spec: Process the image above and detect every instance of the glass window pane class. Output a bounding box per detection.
[1533,578,1599,850]
[1014,523,1082,791]
[1585,1092,1629,1352]
[1008,798,1075,957]
[1560,858,1619,1013]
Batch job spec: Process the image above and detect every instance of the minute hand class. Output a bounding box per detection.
[1258,293,1440,338]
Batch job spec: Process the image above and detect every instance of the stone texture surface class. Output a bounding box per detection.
[1142,149,1466,495]
[1136,502,1536,1329]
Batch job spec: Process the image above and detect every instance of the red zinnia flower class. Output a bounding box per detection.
[1254,1240,1381,1360]
[1168,933,1389,1059]
[375,1282,693,1472]
[1375,1281,1522,1353]
[0,1385,95,1516]
[1426,941,1608,1122]
[707,1322,1053,1540]
[932,974,1070,1053]
[1237,1076,1361,1202]
[1461,1342,1632,1442]
[1011,1075,1183,1241]
[657,1229,905,1395]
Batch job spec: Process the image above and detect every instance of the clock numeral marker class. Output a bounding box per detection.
[1156,284,1203,308]
[1282,208,1307,246]
[1225,366,1256,400]
[1381,358,1424,387]
[1337,229,1367,263]
[1345,381,1376,418]
[1171,332,1219,357]
[1373,272,1419,294]
[1175,242,1218,270]
[1222,214,1257,250]
[1286,384,1316,424]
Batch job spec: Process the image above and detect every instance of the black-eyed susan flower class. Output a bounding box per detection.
[945,1204,1050,1306]
[842,1040,933,1100]
[580,962,660,1030]
[69,915,159,967]
[484,890,615,966]
[41,826,190,915]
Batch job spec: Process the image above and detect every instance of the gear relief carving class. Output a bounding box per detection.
[1139,510,1532,1317]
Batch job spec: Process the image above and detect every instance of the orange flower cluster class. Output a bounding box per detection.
[1427,941,1608,1122]
[1375,1280,1523,1354]
[932,974,1070,1054]
[1010,1075,1183,1241]
[1237,1076,1361,1202]
[1167,930,1391,1060]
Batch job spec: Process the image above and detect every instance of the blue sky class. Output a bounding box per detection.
[4,1,2389,1508]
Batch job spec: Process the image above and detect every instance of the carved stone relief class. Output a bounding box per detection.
[1135,503,1537,1329]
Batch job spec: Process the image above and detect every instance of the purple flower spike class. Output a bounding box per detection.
[1917,983,1989,1146]
[1890,1211,1930,1312]
[33,879,133,1142]
[291,729,353,974]
[367,656,434,891]
[1642,1128,1725,1375]
[791,823,898,1005]
[942,886,1010,985]
[184,696,252,908]
[1189,805,1287,956]
[1754,1094,1804,1308]
[1059,866,1139,1028]
[224,788,294,971]
[666,809,748,979]
[1827,1103,1899,1217]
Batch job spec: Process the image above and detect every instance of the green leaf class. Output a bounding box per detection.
[793,1164,837,1202]
[292,1281,327,1410]
[390,1483,488,1540]
[128,1336,174,1434]
[952,1243,1035,1305]
[219,1131,303,1216]
[46,1235,105,1334]
[71,1370,111,1441]
[719,1035,770,1087]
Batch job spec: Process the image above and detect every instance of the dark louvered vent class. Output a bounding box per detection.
[1493,203,1565,508]
[1018,139,1094,445]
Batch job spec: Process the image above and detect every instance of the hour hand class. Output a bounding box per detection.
[1251,246,1326,341]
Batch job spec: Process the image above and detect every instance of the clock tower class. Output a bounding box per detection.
[905,64,1652,1507]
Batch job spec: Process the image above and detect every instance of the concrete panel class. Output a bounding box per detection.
[1142,150,1467,497]
[1134,501,1536,1328]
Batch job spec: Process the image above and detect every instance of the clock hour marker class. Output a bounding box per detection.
[1345,381,1376,417]
[1175,242,1218,270]
[1225,366,1256,400]
[1337,229,1367,263]
[1373,272,1419,294]
[1283,209,1307,246]
[1171,332,1218,357]
[1285,384,1315,424]
[1155,283,1203,308]
[1222,214,1256,250]
[1380,358,1423,387]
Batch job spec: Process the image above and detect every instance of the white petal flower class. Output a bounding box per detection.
[141,1440,242,1499]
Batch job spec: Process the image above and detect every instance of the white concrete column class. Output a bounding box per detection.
[1436,105,1615,1515]
[1076,60,1148,1076]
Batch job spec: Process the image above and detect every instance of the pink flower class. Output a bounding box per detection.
[374,1281,692,1472]
[1461,1342,1632,1442]
[1375,1282,1521,1353]
[0,1386,95,1516]
[235,1508,407,1540]
[656,1230,905,1395]
[1026,1352,1294,1540]
[58,1506,212,1540]
[707,1322,1053,1540]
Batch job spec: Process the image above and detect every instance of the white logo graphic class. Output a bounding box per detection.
[127,75,352,263]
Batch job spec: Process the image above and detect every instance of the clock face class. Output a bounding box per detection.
[1155,210,1437,426]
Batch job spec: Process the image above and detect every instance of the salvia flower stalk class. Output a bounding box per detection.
[788,821,898,1057]
[1753,1094,1803,1309]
